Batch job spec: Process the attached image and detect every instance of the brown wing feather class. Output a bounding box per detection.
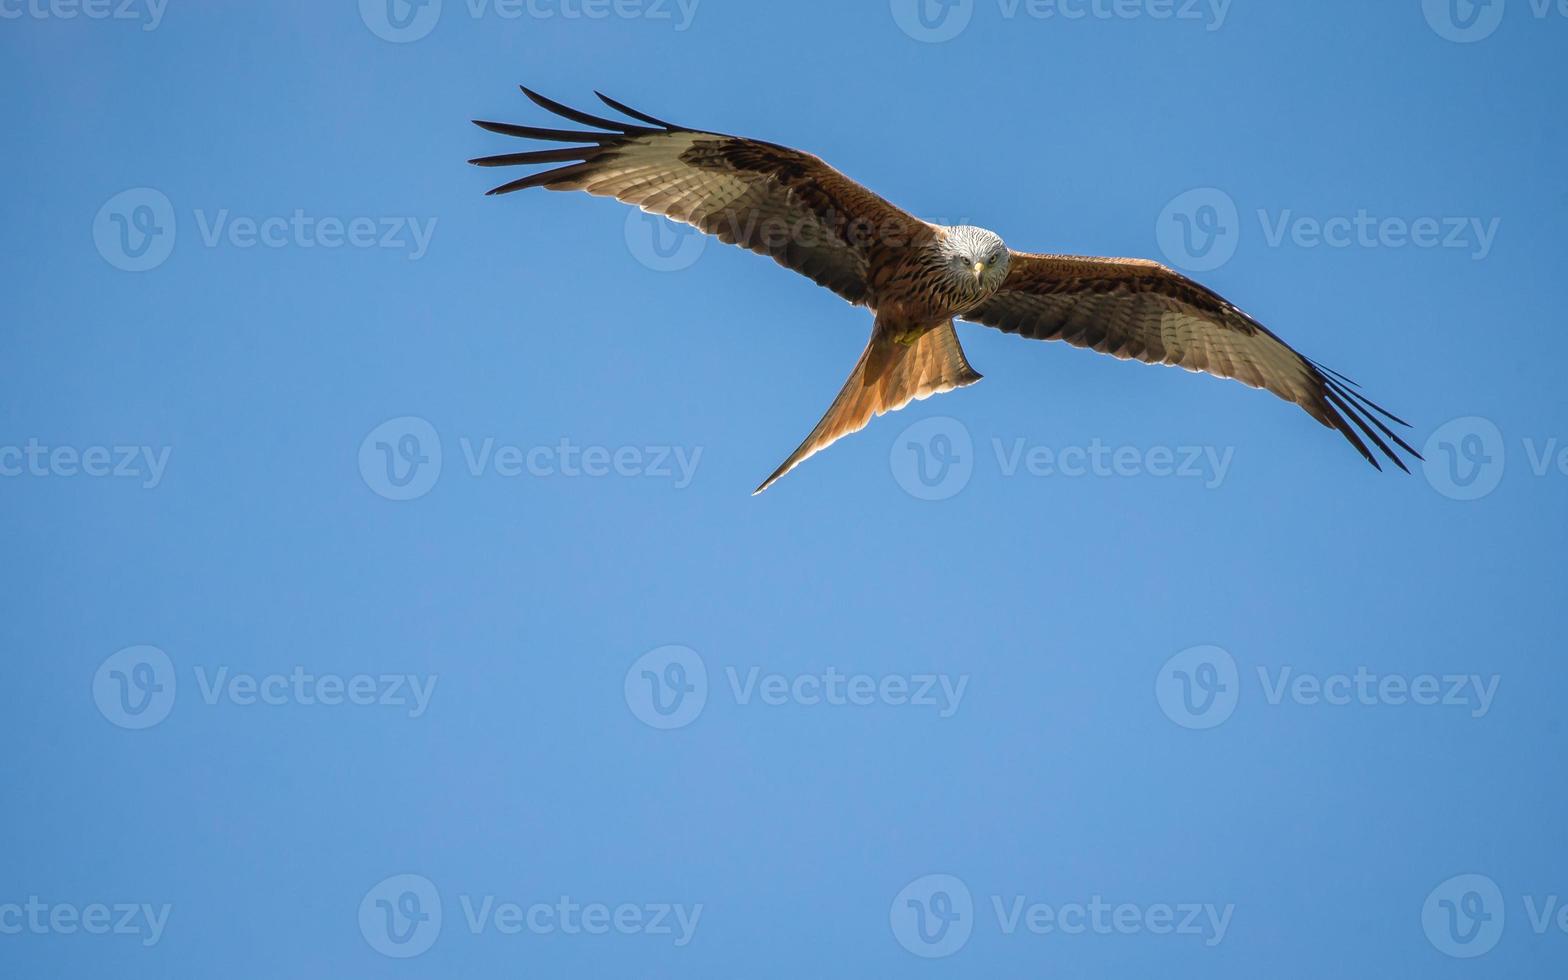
[471,87,934,306]
[965,253,1420,471]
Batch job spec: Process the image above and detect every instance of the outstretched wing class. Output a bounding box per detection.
[965,253,1421,471]
[470,87,934,306]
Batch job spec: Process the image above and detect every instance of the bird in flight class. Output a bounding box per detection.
[471,87,1420,494]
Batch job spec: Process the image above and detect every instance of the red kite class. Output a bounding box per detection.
[472,88,1419,494]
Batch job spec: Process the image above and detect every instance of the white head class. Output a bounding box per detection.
[940,225,1011,299]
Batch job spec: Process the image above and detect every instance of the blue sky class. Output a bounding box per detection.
[3,0,1565,976]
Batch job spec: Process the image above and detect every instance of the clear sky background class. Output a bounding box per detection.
[3,0,1565,976]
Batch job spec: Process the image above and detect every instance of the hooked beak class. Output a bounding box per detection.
[972,261,986,282]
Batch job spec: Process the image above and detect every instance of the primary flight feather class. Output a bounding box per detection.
[471,87,1421,493]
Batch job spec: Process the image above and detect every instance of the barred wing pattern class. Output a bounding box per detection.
[470,88,934,306]
[965,254,1420,471]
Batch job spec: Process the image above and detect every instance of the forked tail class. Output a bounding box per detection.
[754,320,983,494]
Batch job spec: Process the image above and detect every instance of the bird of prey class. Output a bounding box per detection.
[470,87,1420,494]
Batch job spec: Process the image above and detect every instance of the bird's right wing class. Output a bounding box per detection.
[966,252,1421,471]
[471,87,934,307]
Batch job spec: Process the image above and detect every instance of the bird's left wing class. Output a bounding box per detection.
[964,252,1421,471]
[470,88,934,307]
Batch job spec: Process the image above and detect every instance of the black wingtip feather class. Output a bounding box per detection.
[472,119,618,144]
[1310,359,1365,390]
[468,147,595,168]
[1325,377,1423,462]
[594,90,679,130]
[519,85,654,135]
[1324,387,1409,473]
[1302,357,1422,471]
